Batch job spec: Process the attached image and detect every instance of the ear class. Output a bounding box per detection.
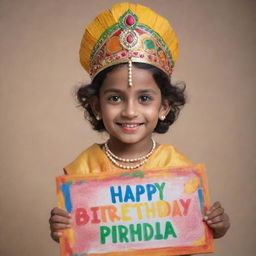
[159,99,171,120]
[89,96,102,120]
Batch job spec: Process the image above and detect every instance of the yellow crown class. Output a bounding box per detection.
[80,2,178,79]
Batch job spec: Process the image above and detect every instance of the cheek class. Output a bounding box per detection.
[143,108,161,126]
[101,105,120,124]
[144,103,162,117]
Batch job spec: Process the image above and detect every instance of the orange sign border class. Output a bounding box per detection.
[56,164,214,255]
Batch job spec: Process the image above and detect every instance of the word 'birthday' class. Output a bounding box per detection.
[75,199,192,225]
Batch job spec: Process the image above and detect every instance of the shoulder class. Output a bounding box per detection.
[158,144,187,155]
[144,144,192,169]
[63,144,105,175]
[159,144,192,165]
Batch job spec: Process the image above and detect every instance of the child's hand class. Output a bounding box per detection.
[204,201,230,239]
[49,207,72,242]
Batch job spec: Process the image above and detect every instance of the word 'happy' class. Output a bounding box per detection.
[110,183,166,203]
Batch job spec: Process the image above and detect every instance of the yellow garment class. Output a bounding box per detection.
[64,143,192,175]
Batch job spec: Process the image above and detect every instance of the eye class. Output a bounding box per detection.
[107,95,121,103]
[139,95,152,103]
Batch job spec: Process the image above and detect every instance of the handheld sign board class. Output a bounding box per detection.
[56,164,214,255]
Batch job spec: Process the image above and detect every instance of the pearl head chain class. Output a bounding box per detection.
[128,59,132,86]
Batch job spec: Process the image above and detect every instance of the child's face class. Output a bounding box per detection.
[94,65,170,145]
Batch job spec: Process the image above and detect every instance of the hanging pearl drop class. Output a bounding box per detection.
[128,60,132,86]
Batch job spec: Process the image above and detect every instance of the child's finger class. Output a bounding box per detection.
[205,207,224,221]
[50,222,71,230]
[206,213,230,228]
[51,231,63,242]
[207,201,222,213]
[206,214,224,225]
[50,215,72,225]
[207,222,225,230]
[51,207,71,218]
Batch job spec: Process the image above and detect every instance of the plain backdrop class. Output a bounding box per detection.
[0,0,255,255]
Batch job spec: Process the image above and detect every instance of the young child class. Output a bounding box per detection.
[49,2,230,253]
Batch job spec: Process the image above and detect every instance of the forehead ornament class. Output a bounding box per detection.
[119,12,140,86]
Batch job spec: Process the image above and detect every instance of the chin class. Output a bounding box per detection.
[114,134,151,145]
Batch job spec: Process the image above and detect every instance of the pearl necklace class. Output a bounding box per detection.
[104,139,156,169]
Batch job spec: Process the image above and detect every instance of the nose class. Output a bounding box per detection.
[121,99,138,119]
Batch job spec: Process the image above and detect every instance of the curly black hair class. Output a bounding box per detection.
[76,62,186,134]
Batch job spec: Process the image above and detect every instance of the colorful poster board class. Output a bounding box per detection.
[56,164,214,255]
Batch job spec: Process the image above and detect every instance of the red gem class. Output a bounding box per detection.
[121,52,127,57]
[127,35,134,43]
[125,15,135,26]
[134,52,138,55]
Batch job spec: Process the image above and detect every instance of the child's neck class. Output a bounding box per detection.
[107,137,155,159]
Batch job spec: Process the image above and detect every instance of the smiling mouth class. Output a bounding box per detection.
[116,122,144,128]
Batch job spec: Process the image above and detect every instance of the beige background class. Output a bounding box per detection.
[0,0,255,255]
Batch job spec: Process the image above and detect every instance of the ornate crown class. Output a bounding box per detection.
[79,2,178,79]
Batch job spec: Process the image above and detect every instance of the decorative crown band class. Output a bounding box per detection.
[80,3,179,79]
